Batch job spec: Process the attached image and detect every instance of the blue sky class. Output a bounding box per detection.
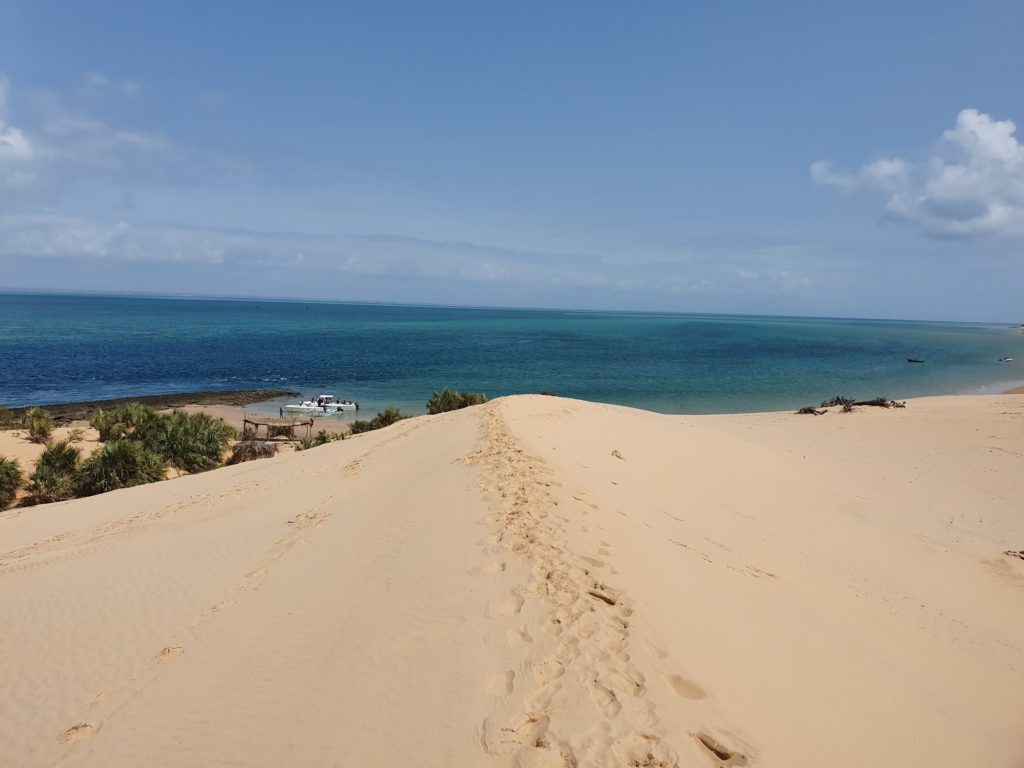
[1,1,1022,320]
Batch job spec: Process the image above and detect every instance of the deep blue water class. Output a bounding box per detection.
[1,293,1022,416]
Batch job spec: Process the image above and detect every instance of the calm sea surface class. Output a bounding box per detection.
[1,293,1022,416]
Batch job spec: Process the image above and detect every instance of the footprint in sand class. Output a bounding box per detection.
[514,745,577,767]
[487,670,516,696]
[693,732,749,767]
[156,645,184,662]
[480,713,550,756]
[665,673,707,700]
[612,731,677,768]
[489,595,524,618]
[59,723,96,744]
[507,628,533,646]
[531,658,565,683]
[471,561,507,577]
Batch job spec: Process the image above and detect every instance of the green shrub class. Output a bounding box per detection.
[0,456,24,509]
[94,406,235,473]
[349,407,412,435]
[296,429,344,451]
[26,440,82,504]
[23,407,55,443]
[0,405,19,430]
[90,408,124,441]
[76,440,166,496]
[426,388,487,414]
[143,410,235,472]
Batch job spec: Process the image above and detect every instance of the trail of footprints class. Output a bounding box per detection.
[470,402,752,768]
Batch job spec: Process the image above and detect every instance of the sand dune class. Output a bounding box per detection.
[1,395,1022,767]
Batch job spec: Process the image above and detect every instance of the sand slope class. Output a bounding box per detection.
[1,395,1022,767]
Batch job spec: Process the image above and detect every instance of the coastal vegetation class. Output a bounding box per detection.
[426,388,487,414]
[24,407,55,443]
[349,407,411,435]
[296,429,344,451]
[143,410,236,472]
[0,406,19,429]
[76,440,167,496]
[8,402,240,507]
[91,404,235,471]
[0,456,23,509]
[26,440,82,504]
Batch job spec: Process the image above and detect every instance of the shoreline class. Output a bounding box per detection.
[7,382,1021,425]
[6,389,300,424]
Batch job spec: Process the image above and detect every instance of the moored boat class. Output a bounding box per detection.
[282,394,359,415]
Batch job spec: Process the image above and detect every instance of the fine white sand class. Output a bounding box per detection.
[1,394,1022,767]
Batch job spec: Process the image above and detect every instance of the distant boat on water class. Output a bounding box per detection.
[282,394,359,415]
[999,357,1014,363]
[907,358,925,364]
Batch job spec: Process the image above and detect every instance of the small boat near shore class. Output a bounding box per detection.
[281,394,359,415]
[999,357,1014,363]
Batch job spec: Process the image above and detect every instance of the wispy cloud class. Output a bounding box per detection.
[81,72,141,98]
[0,72,250,199]
[0,212,822,303]
[813,109,1024,240]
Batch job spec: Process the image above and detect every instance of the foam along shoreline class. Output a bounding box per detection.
[1,394,1022,767]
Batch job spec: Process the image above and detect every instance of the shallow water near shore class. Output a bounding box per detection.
[2,292,1022,415]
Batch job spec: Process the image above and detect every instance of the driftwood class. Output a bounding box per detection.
[853,397,906,408]
[820,395,855,408]
[802,395,907,415]
[1004,550,1024,561]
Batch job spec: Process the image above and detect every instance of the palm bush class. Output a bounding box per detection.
[93,405,235,473]
[143,410,235,472]
[295,429,343,451]
[0,456,24,509]
[426,388,487,414]
[23,407,55,443]
[349,407,411,435]
[0,405,18,429]
[90,408,124,441]
[26,440,82,504]
[76,440,166,496]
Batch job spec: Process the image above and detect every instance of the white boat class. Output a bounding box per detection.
[282,394,359,415]
[999,357,1014,363]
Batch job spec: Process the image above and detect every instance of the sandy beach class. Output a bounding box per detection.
[1,394,1023,767]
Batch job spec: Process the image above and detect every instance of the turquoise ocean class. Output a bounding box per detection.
[1,293,1022,417]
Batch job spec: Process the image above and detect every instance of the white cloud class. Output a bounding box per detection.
[0,74,38,187]
[813,109,1024,239]
[0,73,250,198]
[82,72,141,98]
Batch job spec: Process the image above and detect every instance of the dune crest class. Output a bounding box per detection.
[1,395,1022,767]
